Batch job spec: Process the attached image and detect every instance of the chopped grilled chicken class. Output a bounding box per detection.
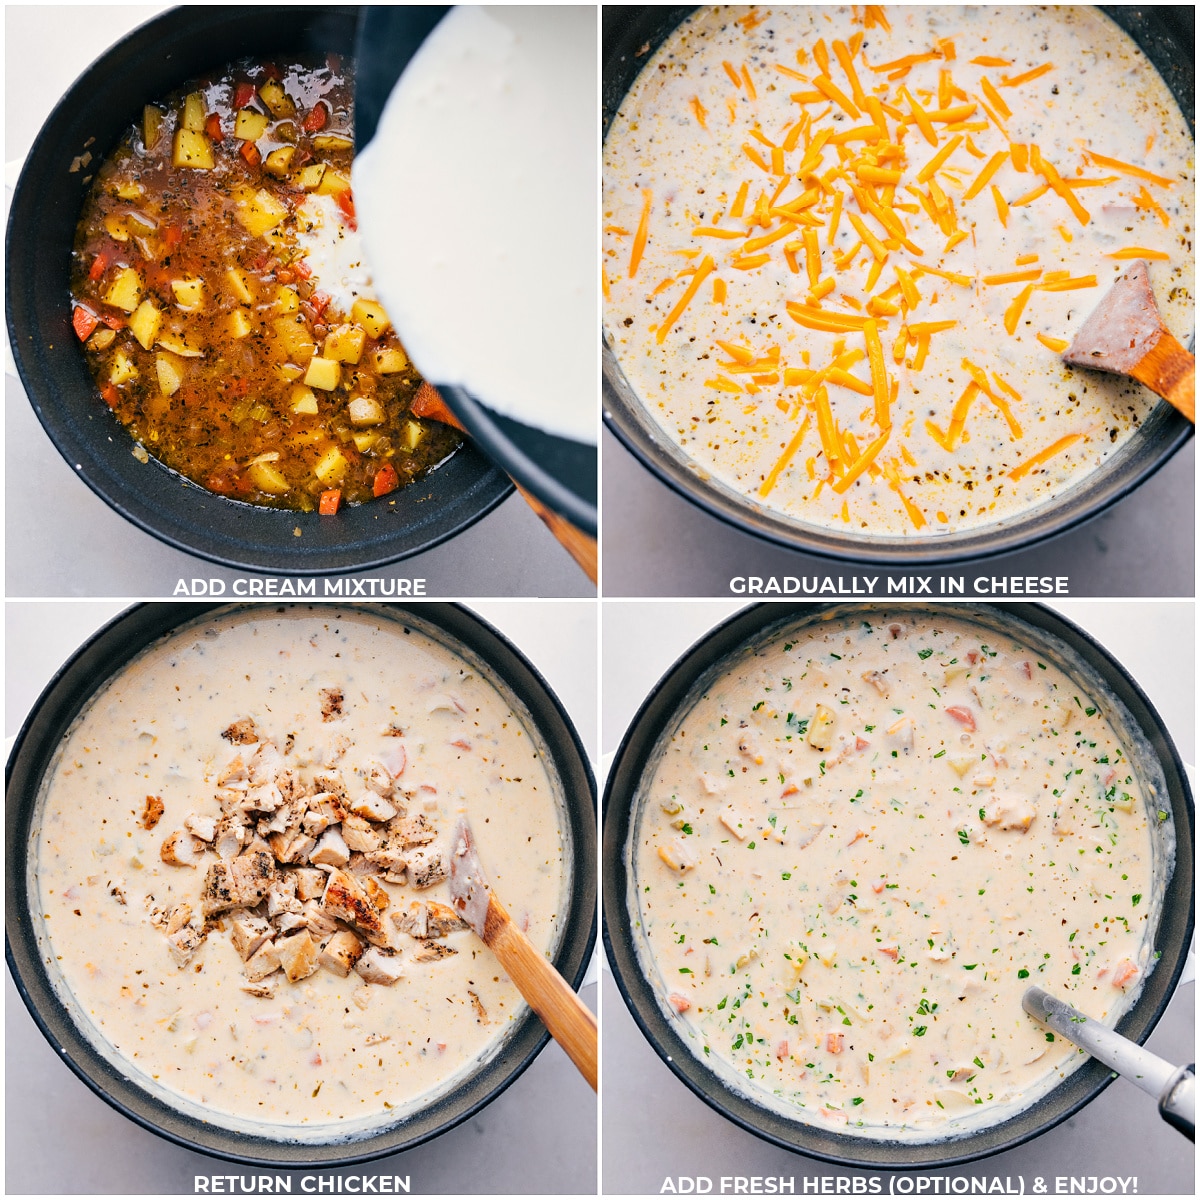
[244,941,281,982]
[310,825,351,868]
[365,844,407,875]
[167,923,204,967]
[412,941,457,963]
[302,898,339,939]
[273,912,308,935]
[341,815,384,854]
[213,814,247,860]
[981,794,1037,832]
[165,902,193,935]
[349,791,397,823]
[301,809,333,837]
[354,946,404,985]
[141,794,166,830]
[161,831,202,868]
[218,754,248,786]
[276,931,320,983]
[322,869,387,944]
[183,812,217,842]
[394,900,469,939]
[200,842,275,916]
[319,930,366,977]
[363,877,390,911]
[468,989,488,1023]
[392,814,436,847]
[221,717,260,745]
[265,877,301,918]
[229,913,272,960]
[320,687,345,721]
[405,845,448,890]
[292,867,328,902]
[862,669,889,697]
[241,980,276,998]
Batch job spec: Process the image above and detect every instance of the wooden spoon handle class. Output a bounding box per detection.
[1131,331,1195,423]
[485,894,598,1090]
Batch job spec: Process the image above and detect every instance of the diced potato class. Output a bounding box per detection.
[400,420,425,451]
[271,315,317,362]
[156,352,184,397]
[351,431,379,452]
[258,80,295,119]
[229,308,254,339]
[351,299,390,339]
[114,180,145,200]
[156,332,204,358]
[143,105,165,149]
[316,169,351,197]
[323,324,366,365]
[181,92,206,132]
[247,459,291,494]
[128,299,162,351]
[87,327,118,352]
[234,108,269,142]
[312,134,353,152]
[170,277,204,312]
[295,163,327,191]
[104,267,142,313]
[226,267,255,305]
[313,446,348,484]
[263,146,295,177]
[274,286,299,314]
[173,128,214,170]
[103,214,130,242]
[234,187,288,237]
[290,385,319,415]
[110,350,138,385]
[372,347,408,374]
[304,356,342,391]
[347,395,385,427]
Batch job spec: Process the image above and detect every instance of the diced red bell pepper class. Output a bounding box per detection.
[275,266,295,285]
[335,189,356,228]
[261,62,283,82]
[72,306,99,341]
[98,311,126,330]
[100,382,120,409]
[372,463,399,498]
[233,81,256,109]
[239,140,261,168]
[163,223,183,250]
[205,113,224,142]
[87,253,108,282]
[292,259,313,280]
[310,290,332,318]
[318,489,342,515]
[302,102,328,133]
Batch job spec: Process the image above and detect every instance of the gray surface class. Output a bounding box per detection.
[601,601,1195,1194]
[4,5,592,599]
[6,600,598,1195]
[602,428,1196,598]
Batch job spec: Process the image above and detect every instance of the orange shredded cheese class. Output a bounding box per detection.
[833,428,890,493]
[742,142,771,172]
[1014,253,1039,266]
[864,318,890,428]
[906,320,957,335]
[1000,63,1055,88]
[1106,247,1171,261]
[971,56,1012,67]
[712,277,727,304]
[1036,332,1068,352]
[689,97,709,129]
[899,86,938,146]
[693,226,744,239]
[1009,433,1083,480]
[991,185,1009,226]
[1037,275,1097,292]
[629,189,653,279]
[983,269,1042,285]
[741,63,758,100]
[602,267,611,302]
[732,253,771,270]
[1132,185,1170,226]
[723,60,743,89]
[1010,143,1029,172]
[730,181,750,218]
[919,265,972,286]
[656,255,715,344]
[760,416,811,497]
[787,303,871,333]
[979,77,1011,120]
[963,150,1007,200]
[1003,284,1033,334]
[833,40,867,107]
[917,134,963,183]
[1010,183,1050,207]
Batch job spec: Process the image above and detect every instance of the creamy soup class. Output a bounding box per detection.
[604,6,1194,536]
[32,606,568,1140]
[630,608,1166,1139]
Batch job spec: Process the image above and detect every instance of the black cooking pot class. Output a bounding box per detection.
[603,602,1194,1168]
[6,602,597,1167]
[601,7,1195,566]
[353,6,598,539]
[5,5,512,575]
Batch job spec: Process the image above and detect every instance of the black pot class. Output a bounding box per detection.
[6,601,597,1167]
[5,5,512,575]
[601,7,1195,566]
[603,602,1194,1169]
[353,6,598,539]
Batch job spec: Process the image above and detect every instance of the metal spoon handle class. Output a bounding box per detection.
[1023,986,1194,1140]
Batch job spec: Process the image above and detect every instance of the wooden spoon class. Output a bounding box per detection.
[412,384,598,582]
[1062,259,1194,422]
[447,816,598,1091]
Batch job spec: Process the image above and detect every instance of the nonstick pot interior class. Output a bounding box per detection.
[601,6,1195,566]
[5,5,511,575]
[602,602,1194,1169]
[6,602,597,1167]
